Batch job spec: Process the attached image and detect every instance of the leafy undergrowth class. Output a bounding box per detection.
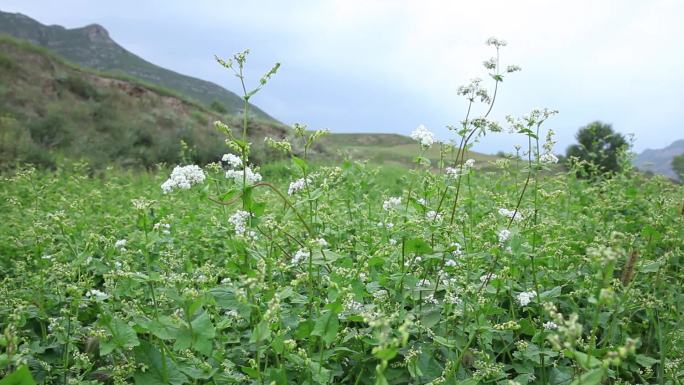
[0,155,682,385]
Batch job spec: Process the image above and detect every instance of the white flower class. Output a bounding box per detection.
[225,167,262,185]
[416,279,431,288]
[539,153,559,164]
[445,291,462,305]
[161,165,206,193]
[410,124,435,148]
[480,273,498,283]
[498,229,512,244]
[498,208,523,222]
[389,239,398,246]
[445,259,457,267]
[153,222,171,234]
[464,159,475,169]
[517,291,536,307]
[382,196,402,211]
[424,294,438,304]
[292,249,310,264]
[288,178,308,195]
[228,210,251,235]
[344,298,364,313]
[316,238,328,247]
[222,153,243,168]
[543,321,558,330]
[451,242,462,257]
[426,210,442,221]
[85,289,108,301]
[416,198,426,205]
[445,167,460,179]
[114,239,127,248]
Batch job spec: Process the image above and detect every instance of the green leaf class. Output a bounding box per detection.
[405,238,432,255]
[250,320,271,344]
[311,311,339,345]
[0,366,37,385]
[568,368,605,385]
[174,312,216,356]
[566,350,602,370]
[134,341,187,385]
[101,317,140,355]
[640,261,662,273]
[292,155,308,172]
[635,354,659,367]
[373,346,397,361]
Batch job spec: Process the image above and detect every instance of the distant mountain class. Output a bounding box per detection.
[0,10,274,120]
[633,139,684,180]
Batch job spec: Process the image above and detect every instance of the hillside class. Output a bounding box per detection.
[0,36,287,169]
[0,10,274,120]
[633,139,684,180]
[322,133,498,168]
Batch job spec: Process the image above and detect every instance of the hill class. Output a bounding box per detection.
[0,36,287,169]
[633,139,684,180]
[322,133,498,168]
[0,10,274,120]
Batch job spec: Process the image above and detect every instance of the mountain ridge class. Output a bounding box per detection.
[633,139,684,180]
[0,10,275,120]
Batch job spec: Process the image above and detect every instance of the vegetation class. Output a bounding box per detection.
[0,37,289,171]
[671,154,684,181]
[0,11,274,119]
[1,38,683,385]
[565,122,630,177]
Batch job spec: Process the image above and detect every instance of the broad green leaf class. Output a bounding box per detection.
[568,368,605,385]
[635,354,659,367]
[250,320,271,344]
[134,341,187,385]
[0,366,36,385]
[311,311,339,345]
[101,317,139,355]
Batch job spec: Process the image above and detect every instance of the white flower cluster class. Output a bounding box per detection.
[225,167,262,185]
[517,291,536,307]
[498,208,523,222]
[153,222,171,235]
[410,124,435,148]
[498,229,511,244]
[543,321,558,330]
[480,273,498,283]
[291,249,309,264]
[451,242,462,257]
[426,210,442,221]
[161,165,206,193]
[288,178,308,195]
[445,167,460,179]
[464,159,475,169]
[228,210,251,235]
[222,153,243,168]
[114,239,127,248]
[382,196,401,211]
[539,153,559,164]
[315,238,328,247]
[86,289,108,301]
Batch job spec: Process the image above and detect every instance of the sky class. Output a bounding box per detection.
[2,0,682,154]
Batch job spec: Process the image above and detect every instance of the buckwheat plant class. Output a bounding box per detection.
[0,40,682,385]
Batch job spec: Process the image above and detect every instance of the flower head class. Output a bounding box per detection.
[222,153,242,168]
[161,165,206,193]
[410,124,435,148]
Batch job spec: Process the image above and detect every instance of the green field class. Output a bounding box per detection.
[1,153,682,384]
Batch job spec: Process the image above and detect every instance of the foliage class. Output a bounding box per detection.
[2,40,683,385]
[671,154,684,181]
[566,121,630,177]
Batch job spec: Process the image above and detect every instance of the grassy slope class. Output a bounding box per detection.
[322,132,498,168]
[0,36,288,169]
[0,10,275,120]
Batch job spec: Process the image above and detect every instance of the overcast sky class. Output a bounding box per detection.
[2,0,682,154]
